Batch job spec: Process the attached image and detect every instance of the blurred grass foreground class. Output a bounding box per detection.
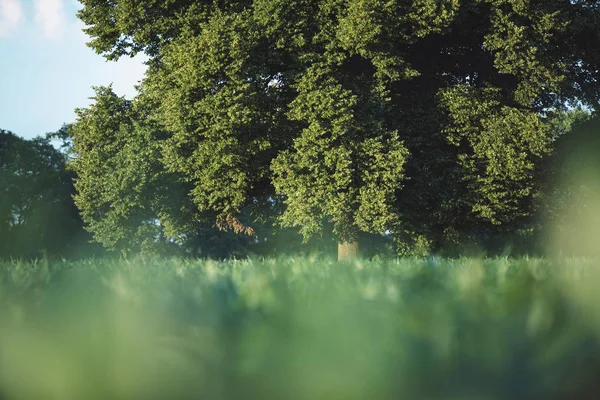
[2,257,600,399]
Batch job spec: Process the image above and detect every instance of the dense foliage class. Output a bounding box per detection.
[0,129,92,259]
[2,257,600,399]
[71,0,600,257]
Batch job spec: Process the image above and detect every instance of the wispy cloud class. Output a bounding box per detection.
[0,0,24,37]
[34,0,66,39]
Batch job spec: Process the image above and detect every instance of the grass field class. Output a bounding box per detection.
[1,256,600,399]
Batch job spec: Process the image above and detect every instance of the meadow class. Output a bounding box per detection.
[1,256,600,399]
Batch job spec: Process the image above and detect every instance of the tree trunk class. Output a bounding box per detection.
[338,241,359,261]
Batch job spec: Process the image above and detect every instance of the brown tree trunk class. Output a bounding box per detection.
[338,241,359,261]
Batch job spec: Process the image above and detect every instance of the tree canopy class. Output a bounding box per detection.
[0,128,92,258]
[73,0,600,257]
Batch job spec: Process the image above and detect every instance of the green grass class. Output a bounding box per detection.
[1,256,600,399]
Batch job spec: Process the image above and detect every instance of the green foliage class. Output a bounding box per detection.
[2,257,600,398]
[0,129,89,258]
[142,10,284,218]
[271,59,409,242]
[71,86,207,253]
[440,85,552,225]
[71,87,152,251]
[74,0,600,256]
[69,87,299,257]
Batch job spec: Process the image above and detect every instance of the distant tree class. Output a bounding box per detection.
[0,129,90,258]
[541,115,600,255]
[75,0,600,258]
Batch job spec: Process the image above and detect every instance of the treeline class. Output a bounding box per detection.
[4,0,600,259]
[0,108,597,259]
[0,127,322,259]
[0,128,97,259]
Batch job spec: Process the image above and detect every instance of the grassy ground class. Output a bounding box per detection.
[1,256,600,399]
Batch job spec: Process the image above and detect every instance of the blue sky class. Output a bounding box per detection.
[0,0,147,139]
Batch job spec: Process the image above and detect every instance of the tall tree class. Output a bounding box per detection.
[75,0,600,258]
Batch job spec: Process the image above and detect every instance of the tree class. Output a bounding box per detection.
[0,129,89,258]
[542,114,599,256]
[76,0,600,258]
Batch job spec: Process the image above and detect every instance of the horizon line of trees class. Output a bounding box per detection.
[0,106,597,259]
[0,128,98,259]
[3,0,600,260]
